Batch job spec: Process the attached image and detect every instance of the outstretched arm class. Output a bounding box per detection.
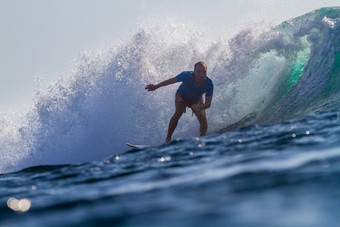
[145,77,177,91]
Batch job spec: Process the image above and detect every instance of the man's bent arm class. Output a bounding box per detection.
[192,97,213,113]
[201,96,213,110]
[145,77,177,91]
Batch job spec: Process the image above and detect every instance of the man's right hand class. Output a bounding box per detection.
[145,84,158,91]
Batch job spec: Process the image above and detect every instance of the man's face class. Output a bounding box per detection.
[194,64,207,82]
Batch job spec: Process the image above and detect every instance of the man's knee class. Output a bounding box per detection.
[173,110,184,120]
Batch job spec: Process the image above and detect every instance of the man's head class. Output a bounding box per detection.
[194,61,207,83]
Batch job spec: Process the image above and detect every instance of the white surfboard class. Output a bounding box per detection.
[126,143,152,149]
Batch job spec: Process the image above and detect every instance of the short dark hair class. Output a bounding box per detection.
[194,61,207,70]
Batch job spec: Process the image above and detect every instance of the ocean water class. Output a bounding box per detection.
[1,7,340,226]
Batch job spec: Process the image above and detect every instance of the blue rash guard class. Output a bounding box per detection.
[176,71,214,105]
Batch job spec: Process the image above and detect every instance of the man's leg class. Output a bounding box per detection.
[166,102,186,142]
[194,109,208,136]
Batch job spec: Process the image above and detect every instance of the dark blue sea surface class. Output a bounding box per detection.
[1,7,340,227]
[2,110,340,226]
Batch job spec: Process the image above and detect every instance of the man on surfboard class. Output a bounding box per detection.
[145,61,214,142]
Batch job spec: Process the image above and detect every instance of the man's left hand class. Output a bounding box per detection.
[191,104,201,113]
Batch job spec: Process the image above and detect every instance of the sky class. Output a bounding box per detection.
[1,0,339,113]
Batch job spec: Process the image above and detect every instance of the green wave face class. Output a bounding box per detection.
[289,47,311,87]
[251,7,340,123]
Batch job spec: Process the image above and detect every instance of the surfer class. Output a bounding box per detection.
[145,61,214,142]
